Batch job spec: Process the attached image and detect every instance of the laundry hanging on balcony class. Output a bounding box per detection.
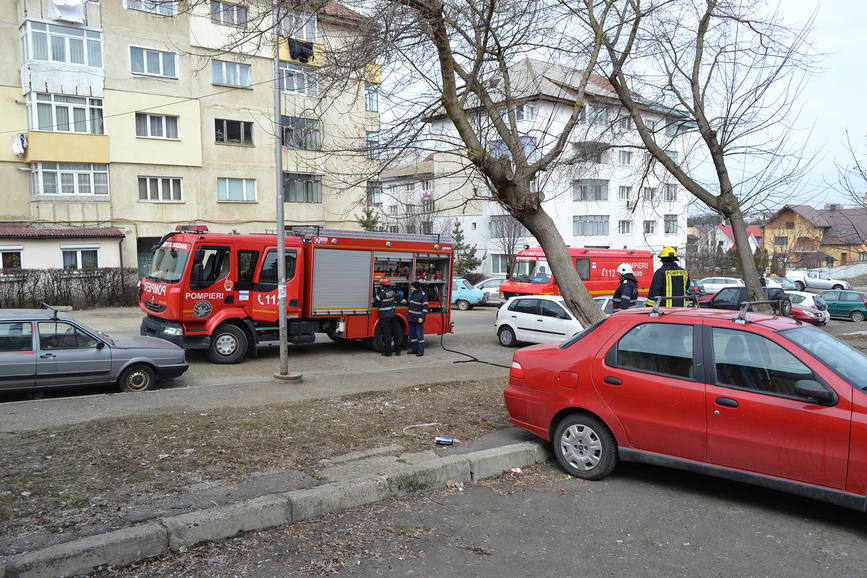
[12,133,27,158]
[47,0,85,23]
[288,38,314,64]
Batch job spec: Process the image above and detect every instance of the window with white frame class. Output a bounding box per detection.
[33,93,103,134]
[573,215,609,236]
[589,105,608,125]
[136,113,178,139]
[618,150,632,165]
[283,172,322,203]
[664,214,678,234]
[573,179,608,202]
[422,199,435,213]
[212,59,251,87]
[642,187,655,202]
[281,116,320,150]
[491,254,511,275]
[25,22,103,68]
[664,183,677,201]
[619,116,632,130]
[664,150,679,163]
[516,103,537,121]
[210,1,247,26]
[130,46,177,78]
[365,81,379,112]
[644,220,656,235]
[215,119,254,145]
[388,205,398,215]
[32,162,109,196]
[127,0,177,16]
[643,117,658,130]
[366,181,382,207]
[421,221,433,234]
[138,176,182,201]
[366,131,380,159]
[618,220,632,235]
[281,11,317,41]
[278,61,317,96]
[1,248,22,272]
[61,246,99,269]
[217,177,256,202]
[619,186,632,201]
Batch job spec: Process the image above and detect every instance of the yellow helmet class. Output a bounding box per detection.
[659,246,678,259]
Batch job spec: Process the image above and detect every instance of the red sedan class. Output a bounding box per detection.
[505,306,867,509]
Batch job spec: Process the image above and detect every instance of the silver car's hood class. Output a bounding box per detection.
[110,334,183,351]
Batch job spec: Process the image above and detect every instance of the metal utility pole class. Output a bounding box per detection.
[273,1,289,376]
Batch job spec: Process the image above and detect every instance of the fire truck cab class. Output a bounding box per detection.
[499,246,654,300]
[139,226,454,363]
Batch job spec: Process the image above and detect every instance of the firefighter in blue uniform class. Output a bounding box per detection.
[407,280,429,357]
[374,278,401,356]
[647,246,690,307]
[613,263,639,310]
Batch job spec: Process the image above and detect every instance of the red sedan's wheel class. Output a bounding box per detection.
[553,414,617,480]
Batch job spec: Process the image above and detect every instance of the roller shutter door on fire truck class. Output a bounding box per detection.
[312,248,373,315]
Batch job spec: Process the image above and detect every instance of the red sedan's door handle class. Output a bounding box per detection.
[40,353,56,359]
[603,376,622,386]
[716,397,739,408]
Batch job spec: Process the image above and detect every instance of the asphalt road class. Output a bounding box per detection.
[0,305,511,433]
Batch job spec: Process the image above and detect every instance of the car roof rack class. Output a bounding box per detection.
[40,302,59,320]
[648,295,699,317]
[733,299,787,324]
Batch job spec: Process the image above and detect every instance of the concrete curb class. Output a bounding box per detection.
[3,440,551,578]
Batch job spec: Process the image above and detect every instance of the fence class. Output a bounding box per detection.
[0,268,140,309]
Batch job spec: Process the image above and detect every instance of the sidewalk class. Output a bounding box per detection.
[1,428,551,578]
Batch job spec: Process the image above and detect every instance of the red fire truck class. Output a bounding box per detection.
[499,246,654,300]
[139,226,454,363]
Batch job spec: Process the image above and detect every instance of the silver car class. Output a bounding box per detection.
[0,305,188,393]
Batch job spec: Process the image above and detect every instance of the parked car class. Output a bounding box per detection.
[786,291,829,312]
[0,305,188,393]
[474,278,507,306]
[786,270,850,291]
[504,305,867,509]
[593,295,648,315]
[817,290,867,322]
[495,295,583,346]
[697,276,744,293]
[698,286,792,315]
[451,278,486,310]
[789,303,829,326]
[688,278,706,295]
[763,276,797,290]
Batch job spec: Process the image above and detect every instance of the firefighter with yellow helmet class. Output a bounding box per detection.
[647,246,690,307]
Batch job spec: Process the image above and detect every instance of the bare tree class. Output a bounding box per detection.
[585,0,817,304]
[837,131,867,208]
[488,213,531,277]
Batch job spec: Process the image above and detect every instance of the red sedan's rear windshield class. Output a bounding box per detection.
[780,325,867,391]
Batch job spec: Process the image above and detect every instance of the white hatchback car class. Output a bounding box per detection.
[698,276,744,294]
[474,278,507,305]
[495,295,583,346]
[786,290,831,324]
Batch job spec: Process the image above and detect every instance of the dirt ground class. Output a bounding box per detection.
[0,378,509,554]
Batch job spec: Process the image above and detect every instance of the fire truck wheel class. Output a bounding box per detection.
[118,364,156,392]
[208,324,248,364]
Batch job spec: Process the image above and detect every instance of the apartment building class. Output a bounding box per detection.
[381,58,689,277]
[1,0,380,275]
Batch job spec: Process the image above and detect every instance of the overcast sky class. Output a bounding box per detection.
[785,0,867,207]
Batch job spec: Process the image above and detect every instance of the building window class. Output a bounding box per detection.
[32,162,109,196]
[130,46,177,78]
[212,59,251,87]
[25,22,103,68]
[366,181,382,207]
[281,116,320,150]
[491,254,511,274]
[774,236,788,247]
[210,1,247,26]
[618,220,632,235]
[664,123,678,137]
[644,220,656,235]
[664,150,679,163]
[618,150,632,165]
[619,116,632,130]
[664,214,678,234]
[215,119,253,145]
[365,81,379,112]
[664,183,677,201]
[388,205,398,215]
[589,105,608,125]
[1,249,22,272]
[388,225,399,233]
[421,221,433,235]
[136,113,178,139]
[619,186,632,201]
[33,93,103,134]
[283,172,322,203]
[62,247,98,269]
[406,204,418,214]
[138,177,182,202]
[422,199,435,213]
[366,131,380,159]
[573,215,609,236]
[859,252,867,263]
[573,179,609,202]
[785,221,794,230]
[217,177,256,202]
[127,0,177,16]
[642,187,655,202]
[516,103,536,121]
[278,61,317,96]
[281,11,317,41]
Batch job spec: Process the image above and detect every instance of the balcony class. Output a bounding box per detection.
[278,38,324,67]
[25,131,109,164]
